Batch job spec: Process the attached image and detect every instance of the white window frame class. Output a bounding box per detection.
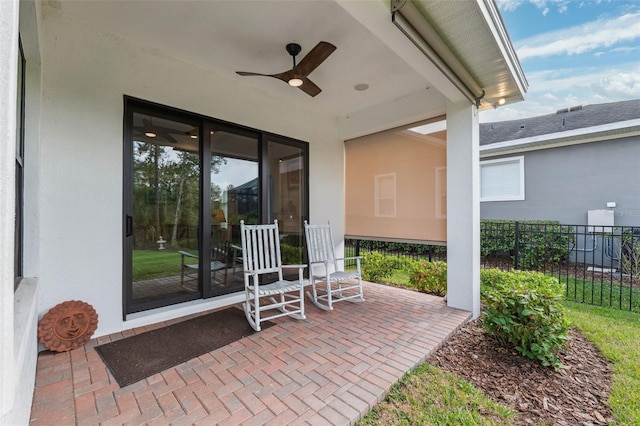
[480,156,525,202]
[374,173,396,217]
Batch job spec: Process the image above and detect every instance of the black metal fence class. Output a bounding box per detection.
[344,239,447,266]
[346,221,640,312]
[481,221,640,312]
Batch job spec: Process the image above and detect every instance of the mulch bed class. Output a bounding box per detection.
[429,319,614,425]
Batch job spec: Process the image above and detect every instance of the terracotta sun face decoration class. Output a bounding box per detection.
[38,300,98,352]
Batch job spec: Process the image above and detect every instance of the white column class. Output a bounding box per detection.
[446,100,480,318]
[0,0,19,419]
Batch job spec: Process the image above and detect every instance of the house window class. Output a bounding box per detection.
[14,38,25,290]
[480,156,525,202]
[375,173,396,217]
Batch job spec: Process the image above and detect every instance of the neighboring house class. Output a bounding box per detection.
[1,0,526,422]
[480,99,640,227]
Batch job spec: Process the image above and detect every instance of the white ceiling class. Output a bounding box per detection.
[55,0,438,120]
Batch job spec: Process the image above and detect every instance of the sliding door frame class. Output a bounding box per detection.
[122,96,308,317]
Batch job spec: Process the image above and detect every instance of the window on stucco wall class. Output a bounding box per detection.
[14,37,25,290]
[480,156,525,202]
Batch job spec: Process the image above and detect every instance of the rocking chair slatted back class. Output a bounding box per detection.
[303,220,365,311]
[305,221,338,271]
[241,220,283,278]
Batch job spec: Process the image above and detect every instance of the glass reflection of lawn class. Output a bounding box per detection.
[133,250,193,282]
[133,244,303,282]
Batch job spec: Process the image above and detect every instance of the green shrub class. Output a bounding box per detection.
[479,268,511,299]
[481,220,575,270]
[481,270,569,370]
[355,240,446,257]
[408,260,447,296]
[280,243,303,265]
[620,230,640,277]
[362,252,405,282]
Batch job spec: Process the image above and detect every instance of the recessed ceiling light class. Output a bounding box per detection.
[354,83,369,91]
[498,98,506,105]
[144,132,157,138]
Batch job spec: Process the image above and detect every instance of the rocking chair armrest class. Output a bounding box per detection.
[281,264,308,270]
[336,256,363,262]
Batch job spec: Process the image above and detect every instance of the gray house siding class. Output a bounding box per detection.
[480,135,640,227]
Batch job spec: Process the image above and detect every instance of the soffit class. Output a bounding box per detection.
[409,0,527,109]
[49,0,526,128]
[52,0,436,120]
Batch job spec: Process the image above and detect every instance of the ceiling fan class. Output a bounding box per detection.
[236,41,337,97]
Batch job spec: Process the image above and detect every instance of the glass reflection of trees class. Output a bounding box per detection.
[133,141,225,250]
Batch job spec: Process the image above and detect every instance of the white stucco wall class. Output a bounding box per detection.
[446,100,481,318]
[38,5,344,337]
[0,2,19,422]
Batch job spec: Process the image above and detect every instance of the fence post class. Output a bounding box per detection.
[514,221,520,270]
[355,239,360,258]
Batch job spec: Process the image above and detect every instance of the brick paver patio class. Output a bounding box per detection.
[30,282,470,425]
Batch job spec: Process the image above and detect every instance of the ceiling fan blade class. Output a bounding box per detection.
[295,41,336,77]
[298,77,322,97]
[236,71,271,77]
[237,70,296,84]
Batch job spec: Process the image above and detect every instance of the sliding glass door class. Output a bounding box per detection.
[125,108,202,313]
[267,138,307,266]
[207,126,259,297]
[123,98,308,314]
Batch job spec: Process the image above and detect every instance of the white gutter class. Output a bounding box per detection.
[476,0,528,97]
[480,119,640,157]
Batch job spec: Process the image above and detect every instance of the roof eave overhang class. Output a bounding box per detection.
[390,0,527,109]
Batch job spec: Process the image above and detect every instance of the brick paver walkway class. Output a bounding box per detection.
[30,282,470,425]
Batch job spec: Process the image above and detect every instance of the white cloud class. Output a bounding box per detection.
[499,0,573,14]
[495,0,525,12]
[611,46,640,54]
[517,12,640,59]
[480,63,640,122]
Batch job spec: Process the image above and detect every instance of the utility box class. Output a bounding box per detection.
[588,209,614,233]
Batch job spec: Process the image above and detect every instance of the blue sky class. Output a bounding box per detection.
[479,0,640,122]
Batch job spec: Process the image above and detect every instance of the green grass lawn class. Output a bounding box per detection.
[562,276,640,313]
[359,364,516,425]
[133,249,193,281]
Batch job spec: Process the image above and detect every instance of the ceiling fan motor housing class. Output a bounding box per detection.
[286,43,302,57]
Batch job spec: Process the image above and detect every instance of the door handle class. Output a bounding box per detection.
[125,215,133,237]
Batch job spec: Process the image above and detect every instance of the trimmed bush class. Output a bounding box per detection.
[280,243,303,265]
[355,239,446,257]
[408,260,447,296]
[362,252,403,282]
[481,220,574,270]
[481,269,569,370]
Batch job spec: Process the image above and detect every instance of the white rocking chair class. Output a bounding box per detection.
[304,220,364,311]
[240,220,306,331]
